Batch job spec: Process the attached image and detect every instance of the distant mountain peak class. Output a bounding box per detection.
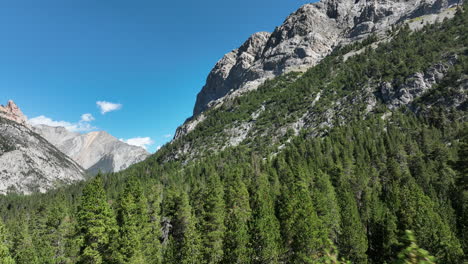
[33,124,150,174]
[0,100,29,127]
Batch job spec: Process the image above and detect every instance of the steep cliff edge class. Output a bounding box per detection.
[191,0,460,120]
[0,117,85,194]
[167,3,466,162]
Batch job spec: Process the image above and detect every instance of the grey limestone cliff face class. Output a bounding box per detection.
[0,117,85,194]
[380,56,458,109]
[33,125,150,174]
[191,0,459,119]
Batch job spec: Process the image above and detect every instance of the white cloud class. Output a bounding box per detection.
[29,115,96,132]
[81,113,94,122]
[163,134,172,138]
[96,101,122,114]
[120,137,154,150]
[156,145,161,150]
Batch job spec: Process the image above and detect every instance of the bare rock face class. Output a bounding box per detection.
[191,0,459,118]
[33,125,150,174]
[380,57,457,108]
[194,32,271,115]
[0,100,29,127]
[0,117,85,194]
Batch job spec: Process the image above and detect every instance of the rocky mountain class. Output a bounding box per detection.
[0,116,85,195]
[33,125,150,174]
[0,2,466,263]
[169,0,466,162]
[0,100,29,127]
[190,0,460,119]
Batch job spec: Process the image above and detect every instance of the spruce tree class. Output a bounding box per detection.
[250,172,281,264]
[142,184,162,264]
[312,170,341,242]
[393,230,435,264]
[172,191,202,264]
[223,168,251,264]
[113,177,146,263]
[277,156,327,263]
[337,187,368,264]
[199,166,225,264]
[11,218,38,264]
[77,174,117,264]
[0,218,14,264]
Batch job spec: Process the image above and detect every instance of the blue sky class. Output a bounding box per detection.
[0,0,310,152]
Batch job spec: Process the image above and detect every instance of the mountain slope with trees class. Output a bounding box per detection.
[0,2,466,264]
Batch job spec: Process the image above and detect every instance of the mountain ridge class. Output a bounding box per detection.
[189,0,460,121]
[0,116,85,194]
[33,124,150,174]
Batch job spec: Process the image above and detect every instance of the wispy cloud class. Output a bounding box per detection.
[80,113,94,122]
[120,137,154,150]
[29,115,96,132]
[96,101,122,114]
[163,134,172,138]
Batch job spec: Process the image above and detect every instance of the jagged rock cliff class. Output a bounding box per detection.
[0,100,29,127]
[191,0,459,118]
[168,1,466,162]
[0,117,85,194]
[33,125,150,174]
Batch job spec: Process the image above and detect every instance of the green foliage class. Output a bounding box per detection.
[113,177,146,263]
[0,219,15,264]
[77,174,117,264]
[199,166,226,264]
[223,168,252,264]
[337,187,368,264]
[250,172,282,264]
[0,5,467,264]
[170,190,203,264]
[394,230,436,264]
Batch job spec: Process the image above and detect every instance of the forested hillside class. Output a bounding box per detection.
[0,4,467,264]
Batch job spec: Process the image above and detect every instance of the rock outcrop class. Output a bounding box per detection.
[33,125,150,174]
[0,117,85,194]
[192,0,459,118]
[0,100,29,127]
[380,58,456,109]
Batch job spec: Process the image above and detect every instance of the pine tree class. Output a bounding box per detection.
[393,230,435,264]
[77,174,117,264]
[337,187,368,264]
[11,218,38,264]
[199,166,225,264]
[142,184,162,264]
[113,177,146,263]
[29,200,74,264]
[223,168,252,264]
[0,218,15,264]
[250,172,282,264]
[172,191,202,264]
[312,170,341,242]
[277,156,327,263]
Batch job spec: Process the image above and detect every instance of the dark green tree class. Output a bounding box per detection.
[199,166,225,264]
[250,172,282,264]
[223,168,252,264]
[77,175,117,264]
[172,191,202,264]
[277,156,328,263]
[142,184,163,264]
[0,218,15,264]
[393,230,435,264]
[337,187,368,264]
[113,177,146,263]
